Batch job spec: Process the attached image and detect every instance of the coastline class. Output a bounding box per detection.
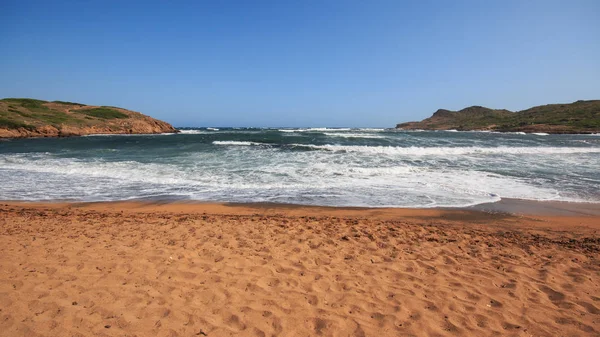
[0,130,180,139]
[468,198,600,216]
[3,128,599,139]
[3,196,600,217]
[1,199,599,336]
[394,128,600,135]
[2,198,599,234]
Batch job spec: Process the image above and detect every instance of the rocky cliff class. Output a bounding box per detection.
[0,98,178,138]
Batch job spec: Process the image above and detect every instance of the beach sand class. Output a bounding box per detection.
[0,201,599,336]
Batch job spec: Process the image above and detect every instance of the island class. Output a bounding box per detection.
[0,98,178,138]
[396,100,600,134]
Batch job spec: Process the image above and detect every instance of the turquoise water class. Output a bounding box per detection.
[1,128,599,207]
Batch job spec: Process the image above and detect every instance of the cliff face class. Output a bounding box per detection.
[396,100,600,134]
[0,98,178,138]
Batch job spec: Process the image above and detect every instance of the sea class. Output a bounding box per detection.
[1,128,599,208]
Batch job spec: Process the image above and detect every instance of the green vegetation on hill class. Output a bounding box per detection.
[1,98,76,127]
[1,98,126,128]
[80,107,128,119]
[0,117,36,131]
[52,100,86,106]
[396,100,600,133]
[500,100,600,130]
[0,97,177,137]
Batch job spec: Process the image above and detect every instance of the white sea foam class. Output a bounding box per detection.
[532,132,549,136]
[207,127,220,131]
[0,151,590,206]
[2,143,598,206]
[178,129,206,134]
[291,144,600,156]
[212,140,267,146]
[307,128,352,132]
[323,132,386,139]
[1,128,599,207]
[278,128,352,132]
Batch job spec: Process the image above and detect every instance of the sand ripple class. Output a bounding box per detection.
[0,204,599,336]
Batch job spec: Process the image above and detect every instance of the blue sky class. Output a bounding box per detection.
[1,0,599,127]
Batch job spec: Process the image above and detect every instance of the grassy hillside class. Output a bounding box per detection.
[396,100,600,133]
[0,98,177,137]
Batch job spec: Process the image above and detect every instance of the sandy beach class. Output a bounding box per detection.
[1,201,599,336]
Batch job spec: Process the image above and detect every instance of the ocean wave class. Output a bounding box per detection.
[180,128,260,134]
[306,128,352,132]
[2,128,599,207]
[178,129,207,134]
[532,132,549,136]
[323,132,386,139]
[1,147,597,206]
[212,140,269,146]
[278,128,352,133]
[178,128,222,134]
[291,144,600,155]
[0,155,197,186]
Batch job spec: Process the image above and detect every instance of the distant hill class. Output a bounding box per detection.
[0,98,178,138]
[396,100,600,134]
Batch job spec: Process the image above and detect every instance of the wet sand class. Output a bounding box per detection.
[469,198,600,217]
[0,201,599,336]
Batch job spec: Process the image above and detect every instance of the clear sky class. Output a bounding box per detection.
[1,0,599,127]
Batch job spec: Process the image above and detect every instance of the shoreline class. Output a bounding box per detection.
[467,198,600,216]
[0,130,181,139]
[2,198,599,233]
[3,196,600,216]
[395,128,600,135]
